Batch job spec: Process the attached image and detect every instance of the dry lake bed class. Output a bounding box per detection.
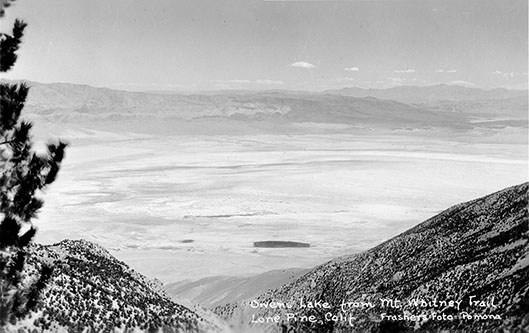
[34,127,527,283]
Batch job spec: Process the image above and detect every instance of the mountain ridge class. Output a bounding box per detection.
[5,80,526,130]
[324,84,528,105]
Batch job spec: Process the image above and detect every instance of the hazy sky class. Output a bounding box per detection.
[1,0,527,91]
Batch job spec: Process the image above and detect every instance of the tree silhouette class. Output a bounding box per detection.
[0,0,67,326]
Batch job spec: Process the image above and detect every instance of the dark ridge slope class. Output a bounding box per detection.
[2,239,227,332]
[216,183,529,332]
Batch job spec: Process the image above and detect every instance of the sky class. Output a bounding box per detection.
[1,0,527,91]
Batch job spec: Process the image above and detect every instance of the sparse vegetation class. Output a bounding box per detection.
[3,240,217,332]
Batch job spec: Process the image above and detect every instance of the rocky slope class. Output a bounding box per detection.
[2,239,230,332]
[215,183,529,332]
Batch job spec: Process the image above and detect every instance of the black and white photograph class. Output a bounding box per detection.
[0,0,527,332]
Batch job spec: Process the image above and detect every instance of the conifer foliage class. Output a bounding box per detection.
[0,0,67,326]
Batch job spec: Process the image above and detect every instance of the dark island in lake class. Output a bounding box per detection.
[253,241,310,248]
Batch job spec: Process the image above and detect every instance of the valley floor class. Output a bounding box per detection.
[33,126,527,283]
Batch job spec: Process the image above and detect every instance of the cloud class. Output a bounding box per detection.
[394,69,415,73]
[105,82,196,92]
[447,80,475,87]
[210,79,284,90]
[220,79,252,84]
[384,77,404,87]
[256,79,284,85]
[388,77,403,83]
[492,71,521,78]
[291,61,315,69]
[344,67,359,72]
[332,77,356,84]
[435,69,457,73]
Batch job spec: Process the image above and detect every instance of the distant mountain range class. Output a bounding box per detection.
[325,84,528,105]
[214,183,529,332]
[3,80,526,133]
[4,239,228,332]
[18,81,459,126]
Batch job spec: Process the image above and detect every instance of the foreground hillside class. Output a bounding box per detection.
[215,183,529,332]
[2,240,229,332]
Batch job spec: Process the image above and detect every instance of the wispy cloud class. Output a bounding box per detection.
[388,77,403,83]
[210,79,284,89]
[448,80,475,87]
[291,61,315,69]
[344,67,359,72]
[435,69,457,73]
[493,71,520,78]
[256,79,284,85]
[105,82,197,92]
[394,69,415,73]
[215,79,252,84]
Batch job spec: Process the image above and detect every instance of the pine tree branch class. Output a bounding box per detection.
[0,140,14,146]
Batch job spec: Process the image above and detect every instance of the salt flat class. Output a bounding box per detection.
[33,126,527,283]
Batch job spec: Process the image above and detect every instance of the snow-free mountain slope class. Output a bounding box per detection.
[215,183,529,332]
[4,239,229,332]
